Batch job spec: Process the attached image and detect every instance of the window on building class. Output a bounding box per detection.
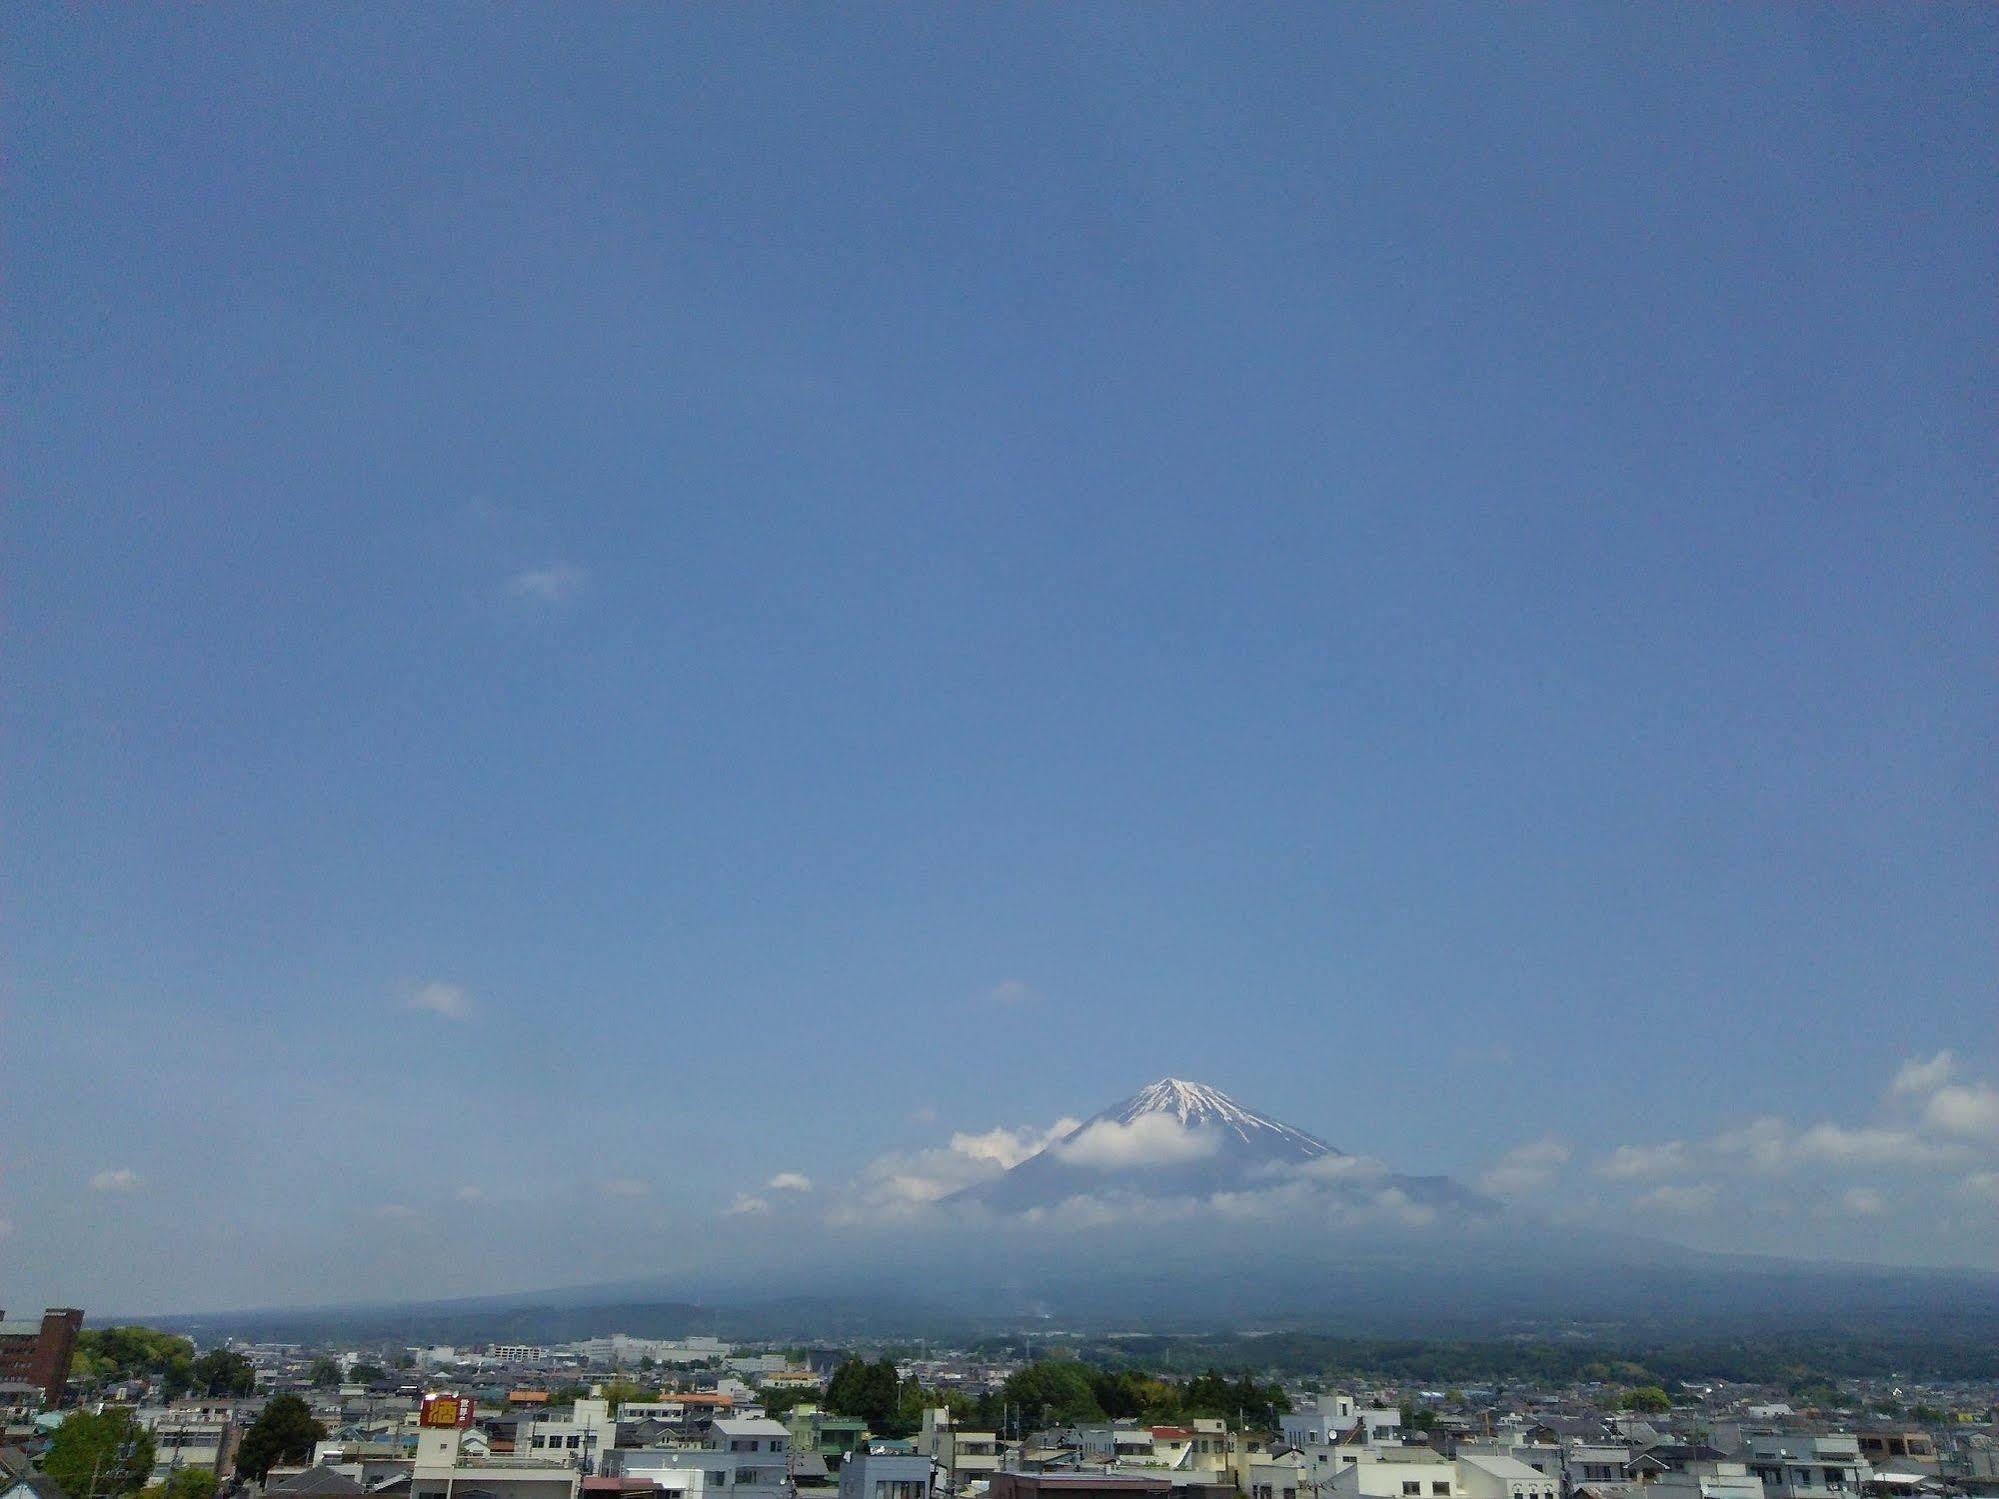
[1434,1485,1451,1495]
[1404,1482,1422,1495]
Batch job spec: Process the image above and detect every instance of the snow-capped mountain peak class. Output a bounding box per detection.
[948,1076,1490,1217]
[1101,1077,1335,1156]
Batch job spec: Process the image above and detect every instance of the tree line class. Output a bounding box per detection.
[820,1357,1288,1438]
[72,1329,257,1400]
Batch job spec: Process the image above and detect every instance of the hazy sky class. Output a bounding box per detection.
[4,7,1995,1314]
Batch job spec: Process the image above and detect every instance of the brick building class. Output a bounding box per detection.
[0,1308,84,1404]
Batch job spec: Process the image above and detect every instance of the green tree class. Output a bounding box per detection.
[1622,1387,1672,1414]
[309,1359,342,1389]
[349,1365,387,1387]
[140,1470,218,1499]
[1181,1370,1288,1431]
[825,1358,904,1430]
[755,1385,820,1420]
[190,1350,256,1398]
[234,1394,328,1481]
[600,1377,647,1414]
[1000,1361,1104,1430]
[72,1328,200,1399]
[43,1407,156,1499]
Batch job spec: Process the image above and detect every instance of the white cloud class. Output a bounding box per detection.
[1477,1136,1571,1196]
[372,1203,422,1223]
[1922,1083,1999,1145]
[509,562,588,602]
[89,1167,141,1192]
[1710,1116,1962,1173]
[846,1117,1081,1214]
[1959,1171,1999,1207]
[1055,1114,1222,1170]
[409,981,475,1020]
[1294,1153,1390,1183]
[1840,1187,1885,1217]
[600,1178,652,1198]
[1596,1141,1691,1180]
[1891,1051,1955,1096]
[1793,1122,1959,1168]
[1367,1186,1440,1229]
[723,1194,770,1216]
[767,1172,813,1193]
[1636,1183,1718,1215]
[1711,1116,1791,1171]
[951,1119,1081,1171]
[454,1185,485,1202]
[986,979,1036,1006]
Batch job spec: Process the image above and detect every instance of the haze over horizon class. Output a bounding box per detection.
[4,7,1995,1315]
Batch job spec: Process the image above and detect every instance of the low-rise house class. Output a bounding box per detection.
[839,1452,934,1499]
[1322,1447,1460,1499]
[2,1473,68,1499]
[1455,1453,1559,1499]
[1242,1452,1303,1499]
[624,1415,791,1499]
[1067,1426,1155,1466]
[783,1409,868,1465]
[1741,1436,1869,1499]
[918,1410,1001,1488]
[986,1476,1231,1499]
[1852,1434,1935,1473]
[411,1418,582,1499]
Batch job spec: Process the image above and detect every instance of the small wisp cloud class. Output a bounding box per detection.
[509,562,588,603]
[409,981,475,1021]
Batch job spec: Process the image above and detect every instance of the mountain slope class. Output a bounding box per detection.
[950,1076,1493,1217]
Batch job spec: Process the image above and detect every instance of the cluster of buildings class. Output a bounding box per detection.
[4,1315,1998,1499]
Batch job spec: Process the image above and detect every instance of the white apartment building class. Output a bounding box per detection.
[1285,1396,1359,1448]
[575,1335,730,1367]
[1283,1396,1402,1452]
[519,1398,620,1469]
[494,1346,553,1364]
[138,1405,236,1483]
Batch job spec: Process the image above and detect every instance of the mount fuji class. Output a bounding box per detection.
[949,1077,1494,1217]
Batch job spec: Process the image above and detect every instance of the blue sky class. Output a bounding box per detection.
[3,6,1995,1312]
